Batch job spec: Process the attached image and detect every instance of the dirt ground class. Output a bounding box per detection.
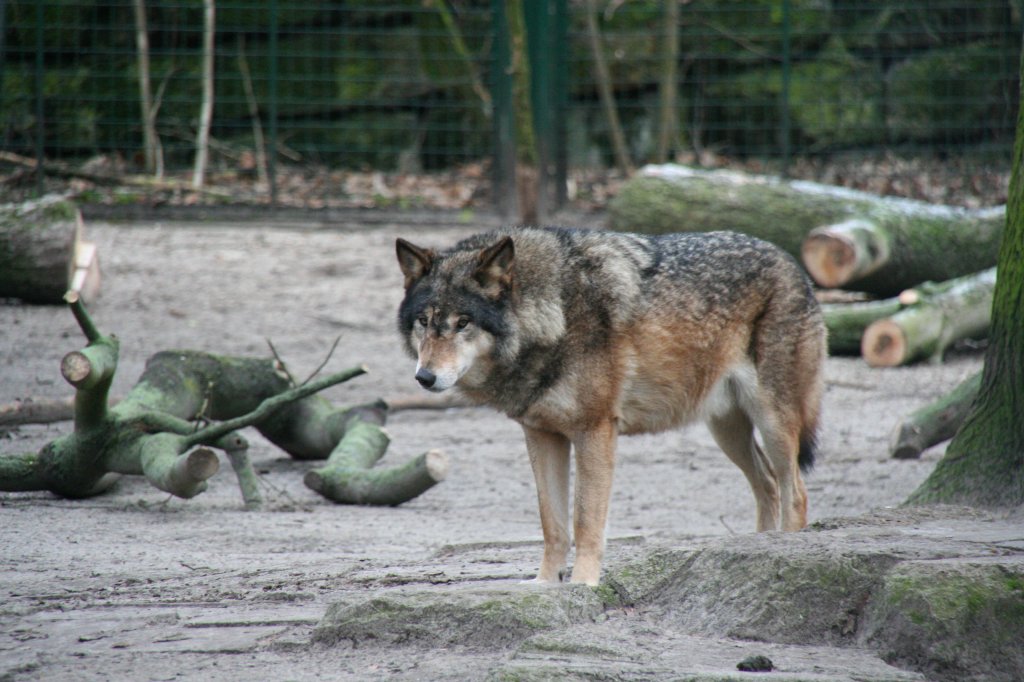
[0,213,990,680]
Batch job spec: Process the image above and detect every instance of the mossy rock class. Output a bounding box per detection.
[864,560,1024,681]
[312,584,604,649]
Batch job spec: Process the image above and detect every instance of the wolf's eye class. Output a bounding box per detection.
[417,315,428,327]
[456,316,470,330]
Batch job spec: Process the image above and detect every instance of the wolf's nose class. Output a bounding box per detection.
[415,368,436,389]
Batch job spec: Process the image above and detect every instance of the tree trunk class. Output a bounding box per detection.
[906,45,1024,509]
[0,296,445,507]
[890,371,981,460]
[608,165,1003,296]
[0,196,100,304]
[860,268,995,367]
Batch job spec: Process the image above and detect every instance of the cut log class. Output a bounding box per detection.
[821,298,903,355]
[890,371,982,460]
[607,164,1003,297]
[861,268,996,367]
[801,211,1001,295]
[0,196,101,303]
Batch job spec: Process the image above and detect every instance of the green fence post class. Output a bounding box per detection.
[779,0,792,175]
[524,1,550,222]
[491,0,518,220]
[553,0,568,208]
[33,0,44,196]
[268,0,279,206]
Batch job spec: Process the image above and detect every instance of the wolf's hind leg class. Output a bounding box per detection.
[523,425,571,583]
[757,417,808,531]
[707,407,781,531]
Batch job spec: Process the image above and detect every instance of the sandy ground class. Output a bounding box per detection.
[0,215,987,680]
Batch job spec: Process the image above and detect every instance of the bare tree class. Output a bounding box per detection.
[583,0,633,176]
[192,0,215,189]
[132,0,163,177]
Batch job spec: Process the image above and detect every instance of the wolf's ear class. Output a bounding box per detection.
[396,238,434,288]
[474,235,515,294]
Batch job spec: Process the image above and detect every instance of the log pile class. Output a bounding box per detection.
[610,164,1001,457]
[0,293,448,507]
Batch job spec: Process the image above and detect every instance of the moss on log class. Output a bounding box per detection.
[608,165,849,259]
[608,165,1004,297]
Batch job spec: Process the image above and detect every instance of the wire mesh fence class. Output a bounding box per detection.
[2,1,1019,210]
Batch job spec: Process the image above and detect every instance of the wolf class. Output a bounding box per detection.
[396,227,826,586]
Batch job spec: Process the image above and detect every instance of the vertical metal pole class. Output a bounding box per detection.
[779,0,792,175]
[34,0,44,196]
[524,1,550,223]
[0,0,8,142]
[268,0,279,205]
[552,0,568,208]
[491,0,518,220]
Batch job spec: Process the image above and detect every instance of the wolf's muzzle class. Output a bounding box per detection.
[415,367,437,389]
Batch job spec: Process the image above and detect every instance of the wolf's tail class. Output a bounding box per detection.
[798,427,818,473]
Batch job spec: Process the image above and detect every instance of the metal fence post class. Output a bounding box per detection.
[491,0,518,220]
[34,0,44,196]
[553,0,568,207]
[268,0,279,206]
[524,1,550,222]
[524,0,568,220]
[779,0,792,175]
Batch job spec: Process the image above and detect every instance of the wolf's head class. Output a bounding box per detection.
[395,236,514,392]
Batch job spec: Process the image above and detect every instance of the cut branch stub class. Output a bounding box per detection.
[802,219,890,289]
[139,433,220,499]
[304,420,448,506]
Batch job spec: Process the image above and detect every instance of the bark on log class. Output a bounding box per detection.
[0,196,101,304]
[861,268,996,367]
[890,371,982,460]
[607,164,1003,296]
[0,295,444,507]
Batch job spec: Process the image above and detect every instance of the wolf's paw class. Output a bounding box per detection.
[521,568,566,585]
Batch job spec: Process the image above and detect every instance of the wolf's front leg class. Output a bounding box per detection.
[570,421,617,586]
[523,425,571,583]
